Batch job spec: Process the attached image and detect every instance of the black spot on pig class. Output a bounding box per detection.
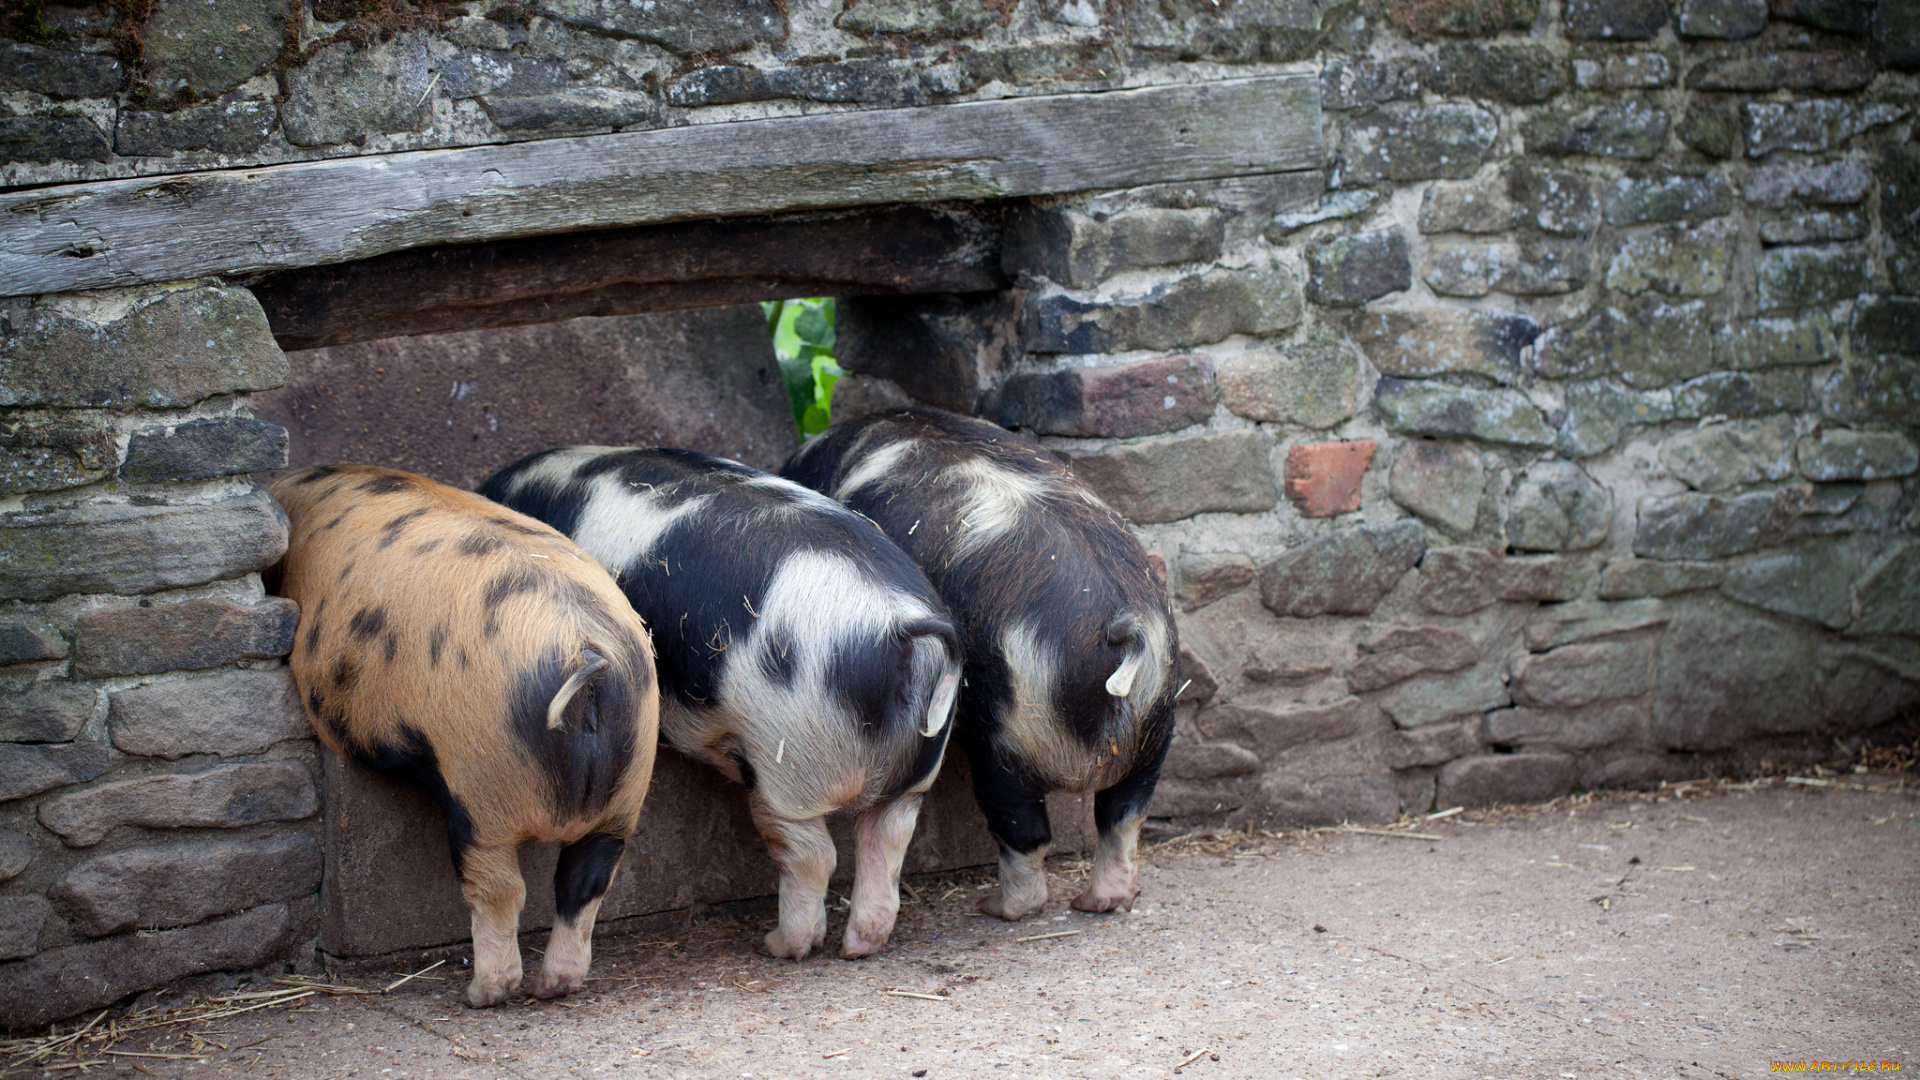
[825,634,912,738]
[483,568,547,638]
[306,686,351,744]
[507,643,643,821]
[459,532,504,558]
[483,564,545,614]
[307,680,349,737]
[318,511,348,533]
[414,538,443,555]
[300,598,326,655]
[331,655,358,692]
[965,743,1054,857]
[484,568,544,611]
[346,722,477,874]
[358,474,411,496]
[293,466,339,486]
[429,625,448,668]
[554,834,626,922]
[378,508,430,548]
[348,607,387,642]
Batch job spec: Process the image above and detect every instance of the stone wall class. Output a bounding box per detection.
[2,0,1206,188]
[0,283,320,1028]
[826,0,1920,824]
[3,0,1917,1030]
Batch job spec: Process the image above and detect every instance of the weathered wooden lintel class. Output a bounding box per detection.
[0,75,1320,298]
[252,204,1007,351]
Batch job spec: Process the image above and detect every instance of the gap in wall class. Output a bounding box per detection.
[251,304,798,489]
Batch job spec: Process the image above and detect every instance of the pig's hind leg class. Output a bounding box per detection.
[1073,799,1144,914]
[752,798,835,960]
[1073,720,1172,914]
[459,842,529,1007]
[970,755,1053,921]
[536,833,626,998]
[842,793,924,958]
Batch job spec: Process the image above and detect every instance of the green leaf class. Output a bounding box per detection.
[794,304,835,350]
[767,296,839,435]
[772,302,806,360]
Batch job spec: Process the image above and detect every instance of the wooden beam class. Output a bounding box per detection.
[0,75,1319,298]
[253,205,1004,351]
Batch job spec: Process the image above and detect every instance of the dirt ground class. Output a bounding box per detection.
[10,778,1918,1080]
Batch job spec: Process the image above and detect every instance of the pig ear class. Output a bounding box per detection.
[546,647,610,730]
[1106,652,1144,698]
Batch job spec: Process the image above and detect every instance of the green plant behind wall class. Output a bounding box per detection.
[764,297,843,436]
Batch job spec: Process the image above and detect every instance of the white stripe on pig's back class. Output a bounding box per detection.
[568,474,717,579]
[945,457,1053,559]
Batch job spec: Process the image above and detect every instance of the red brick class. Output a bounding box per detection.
[1285,440,1377,517]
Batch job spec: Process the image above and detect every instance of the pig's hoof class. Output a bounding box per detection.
[466,969,522,1008]
[1070,886,1137,914]
[841,923,890,958]
[765,928,814,961]
[532,968,584,999]
[978,892,1043,921]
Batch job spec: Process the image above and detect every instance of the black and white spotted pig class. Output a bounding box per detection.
[479,447,962,960]
[782,408,1179,921]
[271,466,659,1007]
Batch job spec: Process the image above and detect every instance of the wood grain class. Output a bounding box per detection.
[1,76,1319,297]
[252,205,1005,350]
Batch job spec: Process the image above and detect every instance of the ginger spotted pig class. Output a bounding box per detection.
[783,408,1179,921]
[481,447,962,961]
[270,466,659,1006]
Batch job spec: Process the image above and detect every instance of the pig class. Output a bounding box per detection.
[782,407,1178,921]
[270,465,659,1007]
[479,447,963,960]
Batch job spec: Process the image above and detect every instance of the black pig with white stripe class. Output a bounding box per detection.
[481,447,961,960]
[782,408,1178,921]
